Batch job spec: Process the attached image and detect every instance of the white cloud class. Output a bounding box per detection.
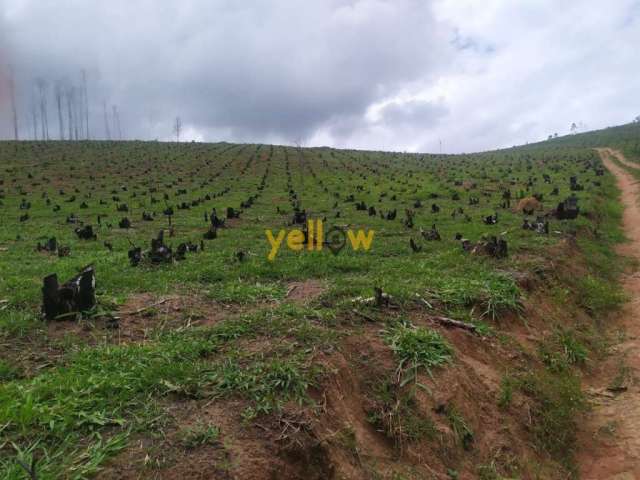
[0,0,638,151]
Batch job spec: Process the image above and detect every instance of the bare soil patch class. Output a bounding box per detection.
[44,293,233,346]
[286,280,326,303]
[514,196,542,213]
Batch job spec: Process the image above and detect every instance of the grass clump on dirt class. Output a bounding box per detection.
[208,354,320,420]
[497,375,516,409]
[383,321,453,385]
[179,422,221,449]
[365,379,438,451]
[576,275,626,316]
[539,328,590,372]
[516,369,586,466]
[444,405,474,451]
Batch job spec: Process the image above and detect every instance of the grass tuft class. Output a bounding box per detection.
[383,321,453,385]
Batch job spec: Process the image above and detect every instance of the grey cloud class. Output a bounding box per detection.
[0,0,638,152]
[378,99,447,127]
[0,0,454,143]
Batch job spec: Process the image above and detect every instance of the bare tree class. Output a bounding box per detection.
[103,100,111,140]
[35,78,49,140]
[75,86,84,139]
[55,81,65,140]
[112,105,122,140]
[570,122,578,134]
[72,87,80,140]
[82,69,89,139]
[117,108,123,139]
[8,66,18,140]
[30,97,39,140]
[66,85,75,140]
[173,116,182,142]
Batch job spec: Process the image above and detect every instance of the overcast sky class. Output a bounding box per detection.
[0,0,638,153]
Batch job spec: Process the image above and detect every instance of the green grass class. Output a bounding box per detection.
[0,304,323,477]
[0,309,41,338]
[0,136,629,478]
[577,275,626,316]
[539,328,589,372]
[497,375,516,409]
[517,369,586,465]
[365,379,437,450]
[445,405,474,451]
[179,422,221,449]
[383,321,453,385]
[0,360,21,381]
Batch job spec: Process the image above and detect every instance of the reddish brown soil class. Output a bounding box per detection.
[576,149,640,479]
[46,293,234,345]
[514,196,542,213]
[87,209,622,479]
[286,280,326,303]
[0,293,240,378]
[98,397,313,480]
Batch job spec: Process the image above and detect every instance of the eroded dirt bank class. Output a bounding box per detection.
[577,149,640,479]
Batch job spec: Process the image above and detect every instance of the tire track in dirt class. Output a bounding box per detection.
[577,149,640,479]
[597,148,640,170]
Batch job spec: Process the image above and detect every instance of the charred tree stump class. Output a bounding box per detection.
[203,225,218,239]
[555,196,579,220]
[42,266,96,320]
[75,225,97,240]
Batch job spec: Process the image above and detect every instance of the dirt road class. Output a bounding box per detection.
[597,148,640,171]
[577,149,640,479]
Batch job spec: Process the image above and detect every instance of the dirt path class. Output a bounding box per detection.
[577,149,640,479]
[597,147,640,170]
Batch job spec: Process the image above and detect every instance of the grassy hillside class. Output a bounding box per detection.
[0,134,629,479]
[529,121,640,161]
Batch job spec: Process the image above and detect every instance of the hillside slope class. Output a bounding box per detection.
[0,126,633,478]
[526,121,640,161]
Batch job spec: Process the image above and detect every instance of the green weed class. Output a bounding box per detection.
[179,422,221,449]
[577,275,626,316]
[383,321,453,385]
